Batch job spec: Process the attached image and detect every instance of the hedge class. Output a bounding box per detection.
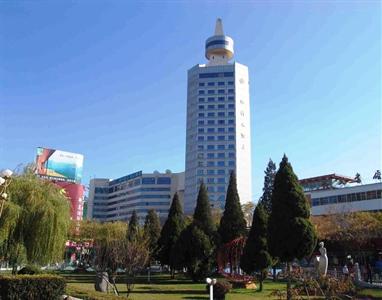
[0,275,66,300]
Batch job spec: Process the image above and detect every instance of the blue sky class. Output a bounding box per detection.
[1,1,380,201]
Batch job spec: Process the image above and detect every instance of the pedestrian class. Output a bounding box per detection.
[343,264,349,279]
[366,260,373,284]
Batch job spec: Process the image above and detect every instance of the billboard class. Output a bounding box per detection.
[36,147,84,183]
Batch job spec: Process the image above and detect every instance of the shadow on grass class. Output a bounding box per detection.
[120,289,207,295]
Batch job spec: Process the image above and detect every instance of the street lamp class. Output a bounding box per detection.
[206,277,217,300]
[0,169,13,218]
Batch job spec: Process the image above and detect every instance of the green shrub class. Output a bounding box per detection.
[0,275,66,300]
[206,279,232,300]
[18,265,42,275]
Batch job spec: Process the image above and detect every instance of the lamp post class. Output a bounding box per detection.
[206,277,217,300]
[0,169,13,218]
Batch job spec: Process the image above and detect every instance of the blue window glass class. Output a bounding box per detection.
[198,136,204,141]
[207,153,214,158]
[197,169,204,175]
[206,40,229,47]
[228,81,234,85]
[198,98,205,103]
[228,144,235,149]
[228,89,234,93]
[207,128,215,133]
[218,195,225,202]
[199,72,234,78]
[207,178,214,183]
[217,169,225,175]
[208,105,215,109]
[218,178,225,184]
[217,161,225,167]
[228,127,234,132]
[224,72,234,77]
[217,153,225,158]
[208,186,215,192]
[218,82,225,86]
[218,97,225,102]
[228,119,234,124]
[199,90,205,95]
[198,113,204,117]
[218,104,225,109]
[217,186,226,192]
[228,161,235,166]
[198,105,205,110]
[228,96,234,101]
[217,135,225,141]
[228,135,235,140]
[157,177,171,184]
[218,89,225,94]
[199,82,205,87]
[217,112,224,117]
[228,112,235,117]
[208,82,215,86]
[198,145,204,150]
[207,120,215,125]
[217,145,225,150]
[198,120,204,125]
[228,152,235,158]
[207,145,214,150]
[142,177,155,184]
[207,161,215,167]
[198,128,204,133]
[312,199,320,206]
[208,90,215,94]
[208,112,215,117]
[218,128,225,132]
[208,97,215,102]
[207,169,215,175]
[228,104,235,109]
[207,136,214,141]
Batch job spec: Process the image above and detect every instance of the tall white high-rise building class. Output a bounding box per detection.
[184,19,252,213]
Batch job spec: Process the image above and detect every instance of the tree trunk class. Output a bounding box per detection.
[286,262,292,300]
[259,271,263,292]
[273,266,277,282]
[170,267,175,279]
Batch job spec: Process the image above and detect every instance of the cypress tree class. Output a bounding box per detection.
[127,210,139,242]
[240,204,272,291]
[193,182,216,236]
[268,154,317,300]
[258,159,276,214]
[143,209,161,260]
[218,171,247,244]
[157,193,185,277]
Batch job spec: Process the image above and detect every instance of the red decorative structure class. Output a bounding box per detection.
[217,237,253,284]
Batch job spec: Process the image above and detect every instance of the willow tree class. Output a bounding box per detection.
[0,166,71,273]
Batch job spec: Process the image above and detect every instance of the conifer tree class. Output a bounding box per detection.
[240,204,272,291]
[259,159,276,214]
[268,154,317,300]
[193,182,216,236]
[127,210,139,242]
[143,209,161,260]
[157,193,185,277]
[218,172,247,244]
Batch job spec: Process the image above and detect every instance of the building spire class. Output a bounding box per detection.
[214,18,224,35]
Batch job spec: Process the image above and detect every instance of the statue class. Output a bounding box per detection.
[315,242,328,276]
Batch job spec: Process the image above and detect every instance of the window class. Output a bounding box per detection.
[208,90,215,94]
[197,153,203,159]
[207,153,214,159]
[218,128,225,132]
[207,145,214,150]
[199,90,205,95]
[218,112,225,117]
[207,128,215,133]
[228,135,235,140]
[218,97,225,102]
[207,169,215,175]
[198,136,204,141]
[217,169,225,175]
[218,120,225,125]
[198,97,205,103]
[312,199,320,206]
[198,128,204,133]
[198,145,204,150]
[228,104,235,109]
[217,161,225,167]
[228,112,235,117]
[157,177,171,184]
[228,119,234,124]
[198,161,204,167]
[228,127,234,132]
[198,113,204,117]
[217,186,226,192]
[218,89,225,94]
[228,144,235,149]
[197,169,204,176]
[218,82,225,86]
[228,161,235,166]
[217,145,225,150]
[217,135,225,141]
[228,152,235,158]
[217,153,225,158]
[208,186,215,192]
[208,97,215,102]
[228,89,234,93]
[228,81,234,85]
[142,177,155,184]
[208,82,215,86]
[198,120,204,125]
[207,161,215,167]
[228,96,234,101]
[207,136,214,141]
[208,105,215,109]
[218,104,225,109]
[367,191,377,199]
[207,112,215,117]
[199,72,234,78]
[218,178,225,184]
[207,178,214,183]
[198,105,205,110]
[207,120,215,125]
[199,82,205,87]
